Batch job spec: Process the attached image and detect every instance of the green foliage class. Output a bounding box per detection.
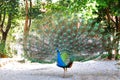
[116,54,120,59]
[0,0,20,57]
[46,0,98,20]
[96,0,120,16]
[0,42,6,54]
[29,4,44,19]
[0,42,12,57]
[0,0,19,17]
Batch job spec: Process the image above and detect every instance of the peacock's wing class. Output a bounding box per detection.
[60,51,70,66]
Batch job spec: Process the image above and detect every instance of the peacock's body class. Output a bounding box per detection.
[56,48,73,77]
[57,49,73,67]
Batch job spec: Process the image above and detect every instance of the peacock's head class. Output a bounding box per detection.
[56,48,60,53]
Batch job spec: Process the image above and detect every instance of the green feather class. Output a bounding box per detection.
[61,52,69,65]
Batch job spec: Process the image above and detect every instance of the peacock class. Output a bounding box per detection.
[56,48,73,77]
[25,13,106,69]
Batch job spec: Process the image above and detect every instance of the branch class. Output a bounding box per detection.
[5,13,12,34]
[24,0,29,34]
[1,8,6,28]
[105,8,116,24]
[0,2,3,7]
[110,15,116,24]
[0,27,4,33]
[28,0,32,28]
[0,13,1,22]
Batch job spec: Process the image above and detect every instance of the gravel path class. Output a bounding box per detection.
[0,60,120,80]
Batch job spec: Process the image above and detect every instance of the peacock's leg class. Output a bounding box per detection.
[63,68,65,78]
[65,68,67,71]
[63,68,67,78]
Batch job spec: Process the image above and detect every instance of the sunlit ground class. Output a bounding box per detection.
[0,58,120,80]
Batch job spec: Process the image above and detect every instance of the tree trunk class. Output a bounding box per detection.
[0,11,12,57]
[23,0,32,57]
[0,14,1,22]
[105,8,113,60]
[105,8,120,60]
[115,41,119,60]
[114,16,120,60]
[1,13,12,50]
[28,0,32,28]
[1,32,7,47]
[24,0,29,49]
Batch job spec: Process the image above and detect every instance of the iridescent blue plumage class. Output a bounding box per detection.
[56,48,66,67]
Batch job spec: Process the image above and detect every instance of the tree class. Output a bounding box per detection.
[95,0,120,59]
[0,0,19,57]
[23,0,32,51]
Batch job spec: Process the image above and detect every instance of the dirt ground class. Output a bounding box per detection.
[0,60,120,80]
